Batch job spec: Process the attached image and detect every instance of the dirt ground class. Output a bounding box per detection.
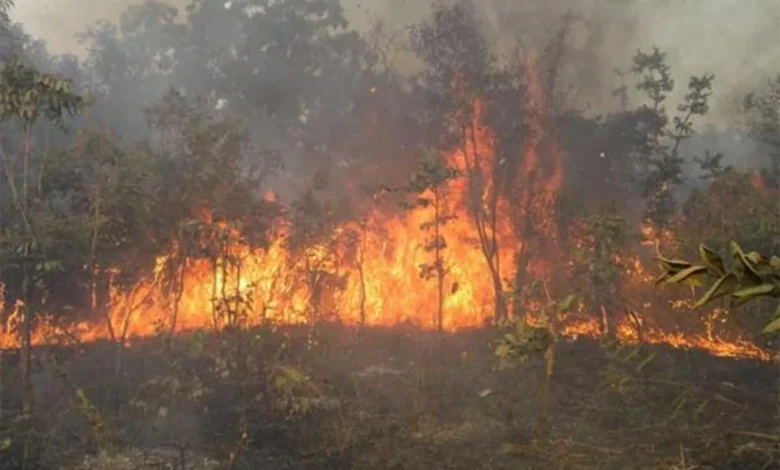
[2,324,779,469]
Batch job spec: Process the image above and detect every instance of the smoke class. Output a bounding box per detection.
[14,0,780,122]
[11,0,780,175]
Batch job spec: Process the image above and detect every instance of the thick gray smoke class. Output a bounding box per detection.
[16,0,780,126]
[12,0,780,176]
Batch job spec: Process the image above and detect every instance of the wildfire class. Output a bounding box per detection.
[0,58,774,364]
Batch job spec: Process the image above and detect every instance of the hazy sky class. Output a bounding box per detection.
[13,0,780,126]
[13,0,425,54]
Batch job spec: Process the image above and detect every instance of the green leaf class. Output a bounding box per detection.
[692,272,739,308]
[555,294,578,314]
[730,241,764,286]
[746,251,767,266]
[654,271,672,285]
[698,244,725,276]
[655,255,693,272]
[730,284,778,308]
[732,283,776,299]
[762,314,780,334]
[495,343,512,358]
[665,265,708,285]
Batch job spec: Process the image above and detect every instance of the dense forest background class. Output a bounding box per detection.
[0,0,778,468]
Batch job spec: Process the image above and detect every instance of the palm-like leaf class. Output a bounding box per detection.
[657,241,780,335]
[692,272,738,308]
[698,244,725,276]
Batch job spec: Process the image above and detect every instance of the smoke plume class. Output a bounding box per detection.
[14,0,780,128]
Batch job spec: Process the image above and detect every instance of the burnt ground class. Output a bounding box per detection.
[2,324,779,469]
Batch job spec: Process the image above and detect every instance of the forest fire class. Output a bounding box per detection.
[5,2,780,467]
[0,59,773,364]
[1,235,771,360]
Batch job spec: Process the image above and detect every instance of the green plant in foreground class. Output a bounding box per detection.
[495,293,578,443]
[655,240,780,334]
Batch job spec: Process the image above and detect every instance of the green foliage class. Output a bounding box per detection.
[0,55,90,416]
[269,363,319,420]
[495,294,578,367]
[146,88,280,227]
[656,240,780,333]
[0,58,85,126]
[572,204,633,301]
[693,150,732,180]
[621,47,715,229]
[399,152,460,250]
[495,321,552,368]
[75,388,108,452]
[599,340,657,393]
[0,58,86,284]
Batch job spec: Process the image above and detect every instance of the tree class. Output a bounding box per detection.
[409,0,516,322]
[79,0,185,140]
[398,151,460,331]
[693,150,732,181]
[0,0,22,61]
[44,131,157,317]
[142,87,281,336]
[0,57,84,414]
[287,188,350,324]
[571,204,632,338]
[619,48,715,231]
[495,292,578,443]
[144,88,279,227]
[409,0,494,132]
[174,0,367,170]
[744,76,780,186]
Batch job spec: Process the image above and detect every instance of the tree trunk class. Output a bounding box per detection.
[512,247,531,318]
[358,223,367,328]
[535,342,555,442]
[0,348,4,422]
[535,282,557,442]
[599,296,619,341]
[490,265,505,322]
[169,258,187,338]
[89,185,101,315]
[20,269,33,415]
[434,191,444,332]
[599,305,610,339]
[461,124,507,324]
[437,272,444,332]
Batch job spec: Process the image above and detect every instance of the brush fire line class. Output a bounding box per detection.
[0,64,773,363]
